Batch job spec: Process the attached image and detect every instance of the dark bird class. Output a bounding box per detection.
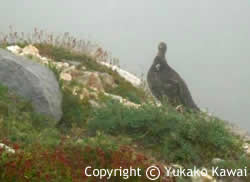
[147,42,199,111]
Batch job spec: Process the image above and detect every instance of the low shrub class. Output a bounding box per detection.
[0,84,174,181]
[88,100,244,167]
[0,139,174,182]
[59,87,92,128]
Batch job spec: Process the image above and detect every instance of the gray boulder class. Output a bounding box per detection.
[0,49,62,122]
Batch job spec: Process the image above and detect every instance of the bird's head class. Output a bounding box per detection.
[152,42,168,67]
[157,42,167,58]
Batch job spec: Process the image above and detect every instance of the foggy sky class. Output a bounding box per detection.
[1,0,250,130]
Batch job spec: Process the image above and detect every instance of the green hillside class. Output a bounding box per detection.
[0,30,249,182]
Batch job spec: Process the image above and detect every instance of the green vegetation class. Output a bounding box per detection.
[0,29,249,181]
[34,43,90,62]
[88,100,244,167]
[59,87,92,128]
[0,84,59,146]
[0,84,157,182]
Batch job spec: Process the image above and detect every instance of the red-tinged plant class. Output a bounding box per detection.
[0,139,175,182]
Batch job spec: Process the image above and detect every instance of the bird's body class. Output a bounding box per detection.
[147,42,199,111]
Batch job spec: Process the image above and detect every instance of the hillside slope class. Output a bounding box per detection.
[0,31,249,182]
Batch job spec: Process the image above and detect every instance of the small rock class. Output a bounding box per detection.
[54,62,69,70]
[104,92,123,102]
[123,99,141,108]
[171,164,183,169]
[176,105,184,113]
[22,45,39,57]
[40,56,49,61]
[54,62,64,69]
[72,86,80,96]
[89,100,100,108]
[63,60,81,67]
[99,61,141,87]
[42,60,49,65]
[6,45,22,54]
[243,143,248,150]
[103,92,140,108]
[243,143,250,155]
[88,73,104,91]
[60,72,72,81]
[89,91,99,100]
[62,65,76,73]
[81,66,86,70]
[80,88,90,100]
[7,45,51,65]
[100,72,117,88]
[0,143,15,154]
[63,62,69,67]
[78,72,104,92]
